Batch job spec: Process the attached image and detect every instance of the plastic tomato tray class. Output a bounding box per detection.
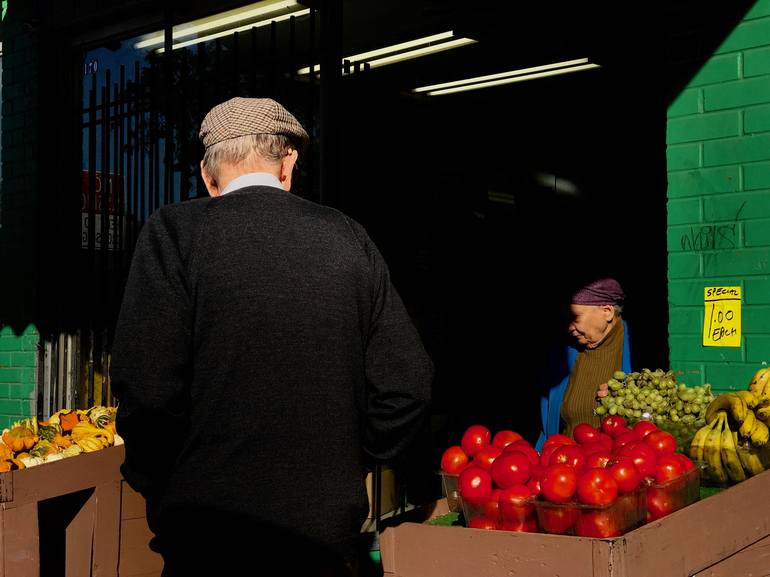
[533,487,647,538]
[645,465,700,521]
[439,473,461,513]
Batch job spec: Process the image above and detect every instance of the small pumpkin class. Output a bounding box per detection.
[2,426,38,452]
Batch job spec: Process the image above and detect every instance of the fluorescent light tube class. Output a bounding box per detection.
[420,62,600,96]
[157,9,310,52]
[297,31,476,76]
[135,0,305,50]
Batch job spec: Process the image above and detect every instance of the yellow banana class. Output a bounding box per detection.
[739,409,757,439]
[749,418,770,446]
[737,444,766,477]
[728,393,748,424]
[721,417,746,482]
[705,394,735,426]
[705,413,728,484]
[748,367,770,396]
[690,418,718,462]
[756,404,770,422]
[735,390,760,410]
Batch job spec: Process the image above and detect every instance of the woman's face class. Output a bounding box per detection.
[568,304,615,348]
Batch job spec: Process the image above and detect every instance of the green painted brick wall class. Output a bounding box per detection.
[667,0,770,393]
[0,325,37,429]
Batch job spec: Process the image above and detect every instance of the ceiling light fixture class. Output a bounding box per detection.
[297,31,477,76]
[134,0,307,50]
[413,59,600,96]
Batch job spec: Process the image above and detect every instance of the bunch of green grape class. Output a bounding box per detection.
[595,368,715,427]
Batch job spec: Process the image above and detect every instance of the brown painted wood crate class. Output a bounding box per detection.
[381,469,770,577]
[0,445,161,577]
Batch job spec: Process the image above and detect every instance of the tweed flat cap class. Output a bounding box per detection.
[199,97,309,149]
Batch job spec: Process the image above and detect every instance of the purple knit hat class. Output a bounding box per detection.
[571,278,625,306]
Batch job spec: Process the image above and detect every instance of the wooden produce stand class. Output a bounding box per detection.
[381,469,770,577]
[0,444,161,577]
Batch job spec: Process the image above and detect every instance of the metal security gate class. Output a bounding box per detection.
[39,7,322,415]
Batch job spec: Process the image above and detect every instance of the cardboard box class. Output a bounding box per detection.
[0,445,161,577]
[366,465,398,519]
[381,468,770,577]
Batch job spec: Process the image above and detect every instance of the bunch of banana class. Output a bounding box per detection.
[704,392,769,447]
[690,412,747,483]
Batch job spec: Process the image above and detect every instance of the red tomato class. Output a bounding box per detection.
[671,452,696,472]
[593,432,614,452]
[467,515,498,530]
[600,415,627,437]
[576,467,619,506]
[632,420,659,440]
[499,484,535,522]
[617,441,659,479]
[612,430,638,453]
[492,429,523,449]
[474,445,503,470]
[644,430,678,455]
[483,488,503,521]
[607,459,642,494]
[548,444,587,471]
[527,477,542,496]
[646,487,681,522]
[575,509,622,538]
[458,465,493,505]
[499,515,538,532]
[542,433,576,451]
[461,424,492,457]
[539,443,561,468]
[654,454,686,484]
[440,445,469,474]
[584,448,612,469]
[491,452,531,488]
[540,463,578,503]
[573,423,601,445]
[538,506,579,534]
[504,440,540,468]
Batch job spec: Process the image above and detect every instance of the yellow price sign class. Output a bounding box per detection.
[703,286,741,347]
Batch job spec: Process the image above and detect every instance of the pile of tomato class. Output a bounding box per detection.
[440,415,698,537]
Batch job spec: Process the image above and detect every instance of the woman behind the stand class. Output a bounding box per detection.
[536,278,632,450]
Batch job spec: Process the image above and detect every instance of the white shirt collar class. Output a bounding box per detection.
[220,172,284,196]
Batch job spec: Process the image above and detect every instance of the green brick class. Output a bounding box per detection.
[704,134,770,166]
[669,307,702,334]
[746,335,770,362]
[0,337,23,352]
[0,400,22,415]
[669,280,706,306]
[746,219,770,246]
[746,0,770,19]
[745,46,770,77]
[704,191,770,221]
[0,385,10,399]
[669,363,706,386]
[671,221,742,252]
[716,18,770,54]
[746,277,770,303]
[10,351,36,367]
[666,111,741,144]
[688,54,741,87]
[704,363,755,391]
[743,305,770,332]
[0,368,25,383]
[668,252,701,276]
[667,166,740,198]
[668,198,702,225]
[669,335,744,362]
[667,89,702,117]
[0,352,10,367]
[702,247,770,276]
[666,143,701,170]
[746,105,770,134]
[745,161,770,189]
[704,76,770,111]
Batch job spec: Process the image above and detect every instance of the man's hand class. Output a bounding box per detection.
[596,382,609,398]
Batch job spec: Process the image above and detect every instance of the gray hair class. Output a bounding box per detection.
[201,133,294,181]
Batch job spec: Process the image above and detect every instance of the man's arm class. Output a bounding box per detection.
[111,209,194,498]
[362,237,433,462]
